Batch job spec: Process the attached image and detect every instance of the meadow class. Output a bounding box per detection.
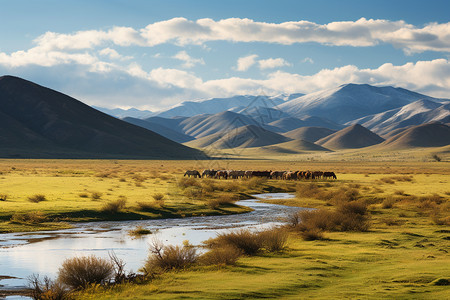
[0,159,449,299]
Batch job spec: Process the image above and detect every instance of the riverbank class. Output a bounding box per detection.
[0,160,301,233]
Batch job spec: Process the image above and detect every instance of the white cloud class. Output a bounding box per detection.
[3,58,448,110]
[236,54,258,71]
[99,48,122,60]
[7,17,447,55]
[172,50,205,68]
[301,57,314,64]
[258,58,291,69]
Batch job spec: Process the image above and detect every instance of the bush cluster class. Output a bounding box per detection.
[290,201,370,240]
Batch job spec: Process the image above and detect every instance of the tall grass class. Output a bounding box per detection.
[57,256,114,289]
[28,194,46,203]
[291,200,370,240]
[143,239,198,274]
[100,196,127,213]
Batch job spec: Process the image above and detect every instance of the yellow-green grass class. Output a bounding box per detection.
[0,159,296,232]
[71,162,449,299]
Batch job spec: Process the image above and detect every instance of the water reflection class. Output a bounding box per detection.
[0,193,302,291]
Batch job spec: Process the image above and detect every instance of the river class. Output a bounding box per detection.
[0,193,303,299]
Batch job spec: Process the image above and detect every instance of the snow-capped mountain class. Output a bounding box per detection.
[276,83,443,124]
[154,95,287,118]
[93,106,153,119]
[347,99,450,136]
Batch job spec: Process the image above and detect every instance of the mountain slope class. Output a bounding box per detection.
[93,106,153,119]
[277,83,442,123]
[0,76,203,159]
[283,127,336,143]
[155,95,286,118]
[316,124,384,149]
[122,117,195,143]
[186,125,292,149]
[180,111,261,138]
[347,99,450,136]
[379,123,450,149]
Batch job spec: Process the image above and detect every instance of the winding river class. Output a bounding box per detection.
[0,193,303,299]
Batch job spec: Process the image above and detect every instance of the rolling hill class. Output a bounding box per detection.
[316,124,384,150]
[277,83,442,124]
[347,99,450,136]
[0,75,204,159]
[283,127,336,143]
[378,123,450,149]
[185,125,292,149]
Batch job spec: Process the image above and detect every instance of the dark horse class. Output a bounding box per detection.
[323,172,337,179]
[184,170,201,178]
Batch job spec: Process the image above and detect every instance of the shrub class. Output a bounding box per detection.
[129,225,152,237]
[300,228,324,241]
[143,240,198,274]
[382,197,397,209]
[57,255,114,289]
[78,192,89,198]
[177,177,200,189]
[101,197,127,213]
[10,212,47,224]
[90,191,102,200]
[245,177,266,189]
[136,201,157,211]
[293,201,370,233]
[199,245,242,266]
[28,274,68,300]
[28,194,46,203]
[0,193,8,201]
[205,229,263,255]
[258,227,289,252]
[431,154,442,162]
[152,193,165,201]
[207,194,237,209]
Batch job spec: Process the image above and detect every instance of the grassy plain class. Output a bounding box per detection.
[1,159,449,299]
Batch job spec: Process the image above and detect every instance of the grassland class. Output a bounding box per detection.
[1,159,449,299]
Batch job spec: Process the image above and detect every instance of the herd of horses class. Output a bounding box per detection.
[184,169,337,180]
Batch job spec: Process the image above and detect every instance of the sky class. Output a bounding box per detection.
[0,0,449,111]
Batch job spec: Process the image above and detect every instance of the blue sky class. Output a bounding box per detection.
[1,0,449,110]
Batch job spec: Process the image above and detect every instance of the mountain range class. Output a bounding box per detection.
[2,75,449,159]
[0,76,203,159]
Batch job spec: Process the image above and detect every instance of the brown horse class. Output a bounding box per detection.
[215,170,228,179]
[323,172,337,179]
[184,170,201,178]
[202,169,217,178]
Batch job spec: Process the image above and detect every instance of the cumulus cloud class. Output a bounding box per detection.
[2,58,448,110]
[172,51,205,68]
[258,58,291,69]
[6,17,448,55]
[142,59,450,100]
[236,54,258,71]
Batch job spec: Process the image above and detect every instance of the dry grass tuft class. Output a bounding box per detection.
[101,196,127,213]
[199,245,242,266]
[57,255,114,289]
[143,239,198,274]
[28,194,46,203]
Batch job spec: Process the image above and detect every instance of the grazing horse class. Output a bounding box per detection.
[184,170,201,178]
[252,171,272,178]
[323,172,337,179]
[244,170,253,178]
[215,170,228,179]
[313,171,323,179]
[283,171,297,180]
[270,171,285,180]
[202,169,217,178]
